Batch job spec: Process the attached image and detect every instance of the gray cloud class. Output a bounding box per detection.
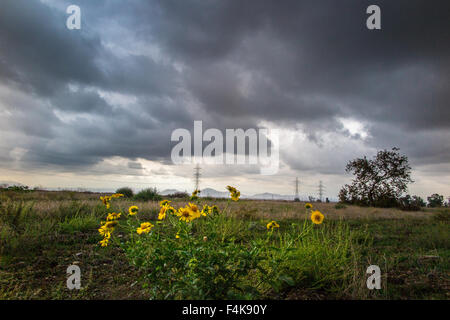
[0,0,449,193]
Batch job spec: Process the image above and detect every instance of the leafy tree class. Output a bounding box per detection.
[427,193,444,207]
[116,187,134,198]
[398,195,426,211]
[412,195,426,207]
[339,147,413,207]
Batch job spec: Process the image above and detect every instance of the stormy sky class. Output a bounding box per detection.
[0,0,449,199]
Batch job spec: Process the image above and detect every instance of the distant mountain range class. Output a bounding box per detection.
[160,187,307,201]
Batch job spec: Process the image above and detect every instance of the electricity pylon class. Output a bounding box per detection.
[194,164,201,191]
[318,180,325,202]
[294,177,300,202]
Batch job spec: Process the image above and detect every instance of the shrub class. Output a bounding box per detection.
[134,188,161,201]
[0,185,31,192]
[398,195,425,211]
[427,193,444,207]
[335,203,347,209]
[116,187,134,198]
[168,191,189,199]
[126,230,262,299]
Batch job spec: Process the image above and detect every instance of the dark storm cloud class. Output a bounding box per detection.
[144,0,450,129]
[0,0,449,175]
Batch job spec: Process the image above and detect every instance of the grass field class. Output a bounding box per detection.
[0,190,448,300]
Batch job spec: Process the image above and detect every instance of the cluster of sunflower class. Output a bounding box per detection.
[97,188,226,246]
[226,186,241,201]
[97,186,325,247]
[100,193,124,209]
[97,197,154,246]
[305,202,325,224]
[157,199,219,223]
[97,193,124,246]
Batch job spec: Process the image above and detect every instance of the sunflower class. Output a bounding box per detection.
[266,220,280,230]
[190,189,200,200]
[99,238,109,247]
[187,203,201,219]
[106,212,121,221]
[177,204,200,222]
[136,222,154,234]
[311,210,324,224]
[98,227,110,238]
[166,206,176,215]
[111,193,124,198]
[98,221,116,237]
[159,200,171,207]
[226,186,240,201]
[100,196,111,209]
[201,204,212,216]
[158,205,168,220]
[104,220,118,229]
[177,208,191,222]
[128,205,139,216]
[305,203,313,209]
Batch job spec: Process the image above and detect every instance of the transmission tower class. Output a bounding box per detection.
[294,177,300,202]
[318,180,325,202]
[194,164,201,191]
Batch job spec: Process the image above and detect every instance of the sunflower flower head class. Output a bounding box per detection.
[136,222,154,235]
[106,212,121,221]
[177,204,200,222]
[158,205,168,220]
[104,220,118,229]
[231,190,241,201]
[159,200,171,207]
[187,203,201,219]
[128,205,139,216]
[266,220,280,231]
[201,204,212,216]
[98,225,111,238]
[226,186,240,201]
[166,206,176,215]
[190,189,200,200]
[100,196,112,208]
[311,210,324,225]
[305,203,313,209]
[99,238,109,247]
[98,221,117,237]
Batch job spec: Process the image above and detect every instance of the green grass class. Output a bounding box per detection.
[0,193,448,300]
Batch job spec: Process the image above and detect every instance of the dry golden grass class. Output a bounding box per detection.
[104,198,432,221]
[1,189,434,221]
[224,200,432,220]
